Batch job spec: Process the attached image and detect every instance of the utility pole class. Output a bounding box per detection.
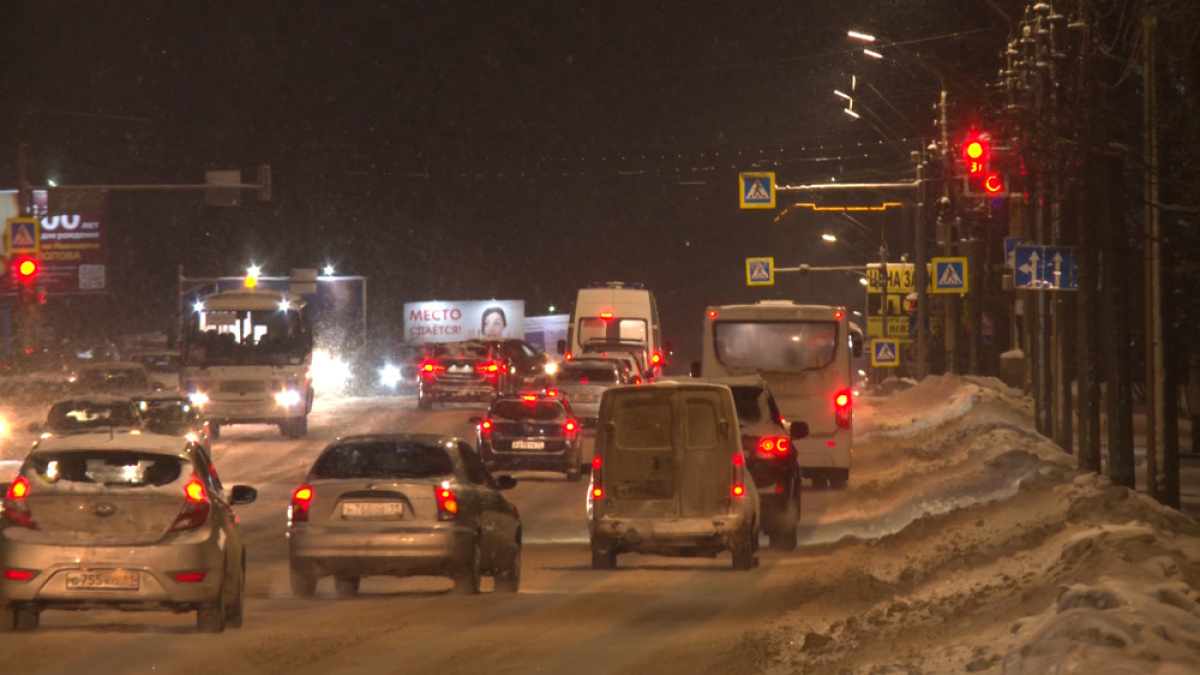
[914,152,928,380]
[1142,5,1168,504]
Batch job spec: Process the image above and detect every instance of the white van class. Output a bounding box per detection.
[559,282,666,379]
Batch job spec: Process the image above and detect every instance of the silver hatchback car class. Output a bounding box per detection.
[288,434,521,596]
[0,433,257,633]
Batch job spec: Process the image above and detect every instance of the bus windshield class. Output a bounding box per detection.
[184,308,310,367]
[714,321,839,371]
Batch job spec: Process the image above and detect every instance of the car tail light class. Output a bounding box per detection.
[564,419,578,436]
[835,310,843,320]
[591,457,603,499]
[732,453,746,498]
[756,436,790,456]
[708,310,717,319]
[651,352,661,366]
[480,419,493,439]
[477,361,501,374]
[3,476,37,529]
[420,361,445,376]
[599,312,613,319]
[565,352,574,361]
[435,485,459,520]
[173,571,207,583]
[521,394,537,402]
[2,568,36,582]
[290,485,313,523]
[544,389,560,397]
[170,476,212,531]
[835,389,852,429]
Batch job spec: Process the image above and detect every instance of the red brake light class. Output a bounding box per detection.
[480,419,493,439]
[290,485,313,523]
[477,361,500,374]
[592,457,602,470]
[758,438,776,453]
[732,453,744,467]
[834,310,843,320]
[835,388,852,429]
[592,486,604,499]
[732,484,745,497]
[599,312,613,319]
[565,352,574,361]
[564,419,578,434]
[651,353,661,365]
[435,486,459,519]
[7,476,30,500]
[3,569,36,581]
[521,394,537,402]
[171,477,212,531]
[708,310,717,319]
[731,453,745,498]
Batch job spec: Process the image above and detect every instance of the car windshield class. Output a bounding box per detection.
[309,441,455,480]
[47,402,140,431]
[26,451,184,490]
[557,364,618,384]
[490,399,568,421]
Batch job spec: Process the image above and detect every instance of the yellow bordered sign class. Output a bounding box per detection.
[746,257,774,286]
[739,172,775,209]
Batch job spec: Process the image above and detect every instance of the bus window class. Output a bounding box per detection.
[714,322,839,371]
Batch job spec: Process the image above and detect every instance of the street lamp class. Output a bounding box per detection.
[323,264,335,276]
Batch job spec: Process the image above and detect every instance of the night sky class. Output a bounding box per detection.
[1,1,1016,365]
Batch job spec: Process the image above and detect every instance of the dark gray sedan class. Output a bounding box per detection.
[287,434,521,596]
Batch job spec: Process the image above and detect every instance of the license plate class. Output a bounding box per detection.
[342,501,404,517]
[66,570,140,591]
[512,440,545,450]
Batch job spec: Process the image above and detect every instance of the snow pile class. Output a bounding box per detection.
[764,374,1200,674]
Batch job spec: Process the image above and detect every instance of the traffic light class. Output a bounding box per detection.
[11,255,38,285]
[961,132,1005,197]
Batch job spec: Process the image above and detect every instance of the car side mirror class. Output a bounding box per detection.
[851,333,864,358]
[230,485,258,505]
[790,421,810,440]
[556,339,566,355]
[689,361,701,378]
[494,474,517,490]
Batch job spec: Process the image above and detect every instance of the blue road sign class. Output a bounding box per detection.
[1004,237,1025,270]
[931,257,968,294]
[871,338,900,368]
[746,257,774,286]
[739,172,775,209]
[1013,245,1078,290]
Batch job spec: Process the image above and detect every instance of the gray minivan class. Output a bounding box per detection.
[587,381,760,570]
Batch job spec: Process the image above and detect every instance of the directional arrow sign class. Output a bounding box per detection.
[1013,245,1078,290]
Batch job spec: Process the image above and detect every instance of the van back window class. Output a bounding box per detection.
[613,392,672,450]
[685,399,720,449]
[578,318,647,344]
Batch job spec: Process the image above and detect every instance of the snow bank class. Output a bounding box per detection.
[764,374,1200,674]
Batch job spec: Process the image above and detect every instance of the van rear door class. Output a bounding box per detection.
[603,387,731,518]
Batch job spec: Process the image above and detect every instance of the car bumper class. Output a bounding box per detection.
[481,441,577,473]
[201,398,301,424]
[590,513,754,554]
[0,537,225,608]
[288,523,472,577]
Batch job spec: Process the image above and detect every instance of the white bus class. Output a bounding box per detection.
[180,288,314,439]
[697,301,863,488]
[560,281,666,379]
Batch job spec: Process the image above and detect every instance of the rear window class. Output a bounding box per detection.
[47,402,140,432]
[714,321,839,371]
[556,365,618,384]
[727,386,764,423]
[26,451,185,491]
[310,441,455,480]
[611,390,673,450]
[490,399,568,421]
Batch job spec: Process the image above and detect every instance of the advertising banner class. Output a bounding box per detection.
[404,300,525,343]
[523,314,569,357]
[1,190,108,293]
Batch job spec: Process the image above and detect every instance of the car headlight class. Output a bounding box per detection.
[544,361,558,376]
[189,392,210,406]
[379,364,402,388]
[275,389,302,407]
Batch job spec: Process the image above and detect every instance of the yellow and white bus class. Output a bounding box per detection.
[697,301,863,488]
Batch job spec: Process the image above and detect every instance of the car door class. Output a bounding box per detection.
[192,444,240,559]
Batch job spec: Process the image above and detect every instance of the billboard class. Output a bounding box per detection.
[404,300,525,343]
[1,190,108,293]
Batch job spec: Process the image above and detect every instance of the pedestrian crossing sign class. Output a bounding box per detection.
[746,257,774,286]
[871,338,900,367]
[5,217,40,255]
[739,172,775,209]
[931,257,968,294]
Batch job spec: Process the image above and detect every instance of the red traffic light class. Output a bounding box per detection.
[12,256,38,281]
[984,172,1005,195]
[962,134,991,176]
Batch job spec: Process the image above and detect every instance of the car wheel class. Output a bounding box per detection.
[289,559,318,597]
[591,541,617,570]
[494,541,521,593]
[453,538,482,594]
[209,423,221,440]
[566,461,583,482]
[280,416,307,439]
[731,533,756,571]
[334,576,360,598]
[225,554,246,629]
[4,603,39,632]
[417,387,433,411]
[196,569,227,633]
[810,474,828,490]
[829,469,849,490]
[768,496,799,552]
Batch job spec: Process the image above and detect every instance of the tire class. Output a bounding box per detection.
[591,542,617,570]
[289,560,318,597]
[225,555,246,629]
[196,568,227,633]
[810,474,828,490]
[494,541,521,593]
[417,387,433,411]
[281,416,307,439]
[768,496,799,552]
[6,604,39,632]
[209,423,221,440]
[334,576,360,598]
[0,604,13,632]
[731,533,756,571]
[566,461,583,482]
[829,469,849,490]
[453,538,482,594]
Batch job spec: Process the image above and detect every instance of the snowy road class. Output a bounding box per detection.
[4,380,1200,674]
